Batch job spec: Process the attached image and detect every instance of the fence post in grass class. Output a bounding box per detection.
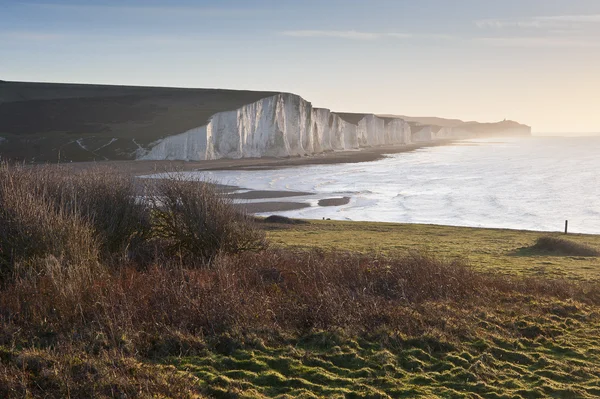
[565,220,568,235]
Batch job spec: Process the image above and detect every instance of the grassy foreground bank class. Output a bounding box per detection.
[1,164,600,398]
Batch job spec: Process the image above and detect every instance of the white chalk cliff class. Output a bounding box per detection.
[140,93,411,161]
[140,92,530,161]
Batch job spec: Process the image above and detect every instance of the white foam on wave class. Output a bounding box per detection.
[145,137,600,234]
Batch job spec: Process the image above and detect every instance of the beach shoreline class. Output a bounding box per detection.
[64,139,459,215]
[64,139,457,176]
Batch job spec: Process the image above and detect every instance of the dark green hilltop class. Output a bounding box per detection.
[0,80,530,163]
[0,80,277,162]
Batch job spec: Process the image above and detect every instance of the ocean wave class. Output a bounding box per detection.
[160,137,600,234]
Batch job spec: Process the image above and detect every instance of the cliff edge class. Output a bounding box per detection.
[0,81,531,162]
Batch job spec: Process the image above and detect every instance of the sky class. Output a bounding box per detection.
[1,0,599,133]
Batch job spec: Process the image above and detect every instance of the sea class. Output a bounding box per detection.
[168,136,600,234]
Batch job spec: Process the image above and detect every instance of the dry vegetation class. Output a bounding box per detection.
[1,163,600,398]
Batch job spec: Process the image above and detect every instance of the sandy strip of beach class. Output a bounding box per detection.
[226,190,313,200]
[65,140,455,176]
[235,201,312,214]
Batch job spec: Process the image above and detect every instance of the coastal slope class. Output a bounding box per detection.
[0,81,531,162]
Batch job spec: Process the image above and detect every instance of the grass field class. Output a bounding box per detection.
[267,220,600,281]
[170,317,600,398]
[2,165,600,398]
[156,221,600,398]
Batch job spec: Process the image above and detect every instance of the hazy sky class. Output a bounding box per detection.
[1,0,599,133]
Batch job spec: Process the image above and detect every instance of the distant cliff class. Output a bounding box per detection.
[141,94,414,161]
[141,93,531,161]
[0,81,531,162]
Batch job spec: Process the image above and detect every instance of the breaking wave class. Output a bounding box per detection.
[165,136,600,234]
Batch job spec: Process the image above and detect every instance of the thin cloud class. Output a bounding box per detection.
[0,30,221,47]
[476,14,600,30]
[418,33,455,40]
[281,31,455,41]
[22,3,266,17]
[386,33,413,39]
[474,14,600,48]
[539,14,600,22]
[475,19,548,29]
[474,36,600,48]
[282,30,381,40]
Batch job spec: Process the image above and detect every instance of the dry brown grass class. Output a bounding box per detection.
[0,164,265,280]
[0,162,149,259]
[2,246,600,397]
[0,165,99,280]
[2,164,600,397]
[3,248,599,353]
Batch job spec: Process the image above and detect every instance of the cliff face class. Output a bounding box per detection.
[141,93,414,161]
[141,92,531,161]
[0,81,532,163]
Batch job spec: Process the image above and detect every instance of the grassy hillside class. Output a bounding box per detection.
[0,81,276,162]
[379,115,467,128]
[1,164,599,398]
[382,114,531,136]
[266,221,600,281]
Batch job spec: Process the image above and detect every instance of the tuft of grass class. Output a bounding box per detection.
[529,236,600,257]
[262,215,309,225]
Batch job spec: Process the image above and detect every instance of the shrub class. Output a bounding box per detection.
[150,176,266,261]
[3,246,599,355]
[531,236,600,257]
[0,165,98,279]
[25,165,151,257]
[54,167,152,256]
[0,163,153,280]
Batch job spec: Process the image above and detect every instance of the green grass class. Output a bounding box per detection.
[4,201,600,398]
[166,300,600,398]
[266,220,600,281]
[150,220,600,398]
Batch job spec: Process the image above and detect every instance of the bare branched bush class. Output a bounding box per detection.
[58,168,152,256]
[31,165,150,257]
[150,176,266,261]
[0,163,151,270]
[0,165,98,280]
